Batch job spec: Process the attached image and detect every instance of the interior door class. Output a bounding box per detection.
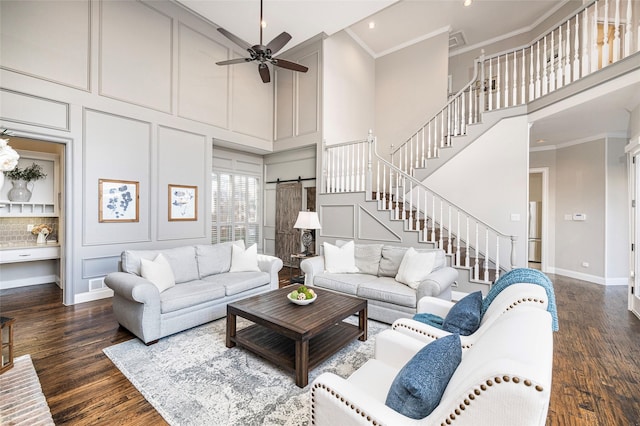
[631,155,640,319]
[275,182,302,267]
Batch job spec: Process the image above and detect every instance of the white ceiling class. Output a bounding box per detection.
[176,0,639,147]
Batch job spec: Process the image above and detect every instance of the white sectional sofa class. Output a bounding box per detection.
[300,241,458,324]
[105,241,283,344]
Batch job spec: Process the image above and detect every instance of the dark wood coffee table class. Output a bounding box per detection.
[226,285,367,388]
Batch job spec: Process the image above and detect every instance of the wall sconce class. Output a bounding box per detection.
[293,211,322,255]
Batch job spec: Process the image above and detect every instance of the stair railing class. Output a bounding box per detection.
[391,0,637,177]
[371,131,516,283]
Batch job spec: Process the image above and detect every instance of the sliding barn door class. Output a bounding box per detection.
[275,182,302,267]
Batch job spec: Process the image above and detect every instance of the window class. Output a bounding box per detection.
[211,172,260,247]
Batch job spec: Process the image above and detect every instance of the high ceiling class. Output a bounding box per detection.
[176,0,639,147]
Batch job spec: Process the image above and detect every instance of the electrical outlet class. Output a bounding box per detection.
[27,224,34,232]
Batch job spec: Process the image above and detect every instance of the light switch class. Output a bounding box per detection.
[573,213,586,221]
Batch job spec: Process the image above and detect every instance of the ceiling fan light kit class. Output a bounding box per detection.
[216,0,309,83]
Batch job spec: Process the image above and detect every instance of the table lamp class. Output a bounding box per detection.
[293,211,321,255]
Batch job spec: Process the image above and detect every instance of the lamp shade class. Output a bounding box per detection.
[293,211,321,230]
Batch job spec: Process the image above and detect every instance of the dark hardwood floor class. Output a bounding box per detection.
[0,273,638,425]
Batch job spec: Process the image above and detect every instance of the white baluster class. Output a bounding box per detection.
[574,15,581,81]
[513,51,518,106]
[465,218,470,268]
[504,53,510,107]
[542,36,548,95]
[424,191,429,241]
[592,3,599,71]
[410,135,415,173]
[439,202,444,249]
[447,206,452,255]
[415,188,420,233]
[603,0,610,67]
[440,110,445,148]
[408,181,413,228]
[536,41,542,98]
[550,30,557,91]
[381,164,386,208]
[446,103,451,146]
[395,172,400,220]
[520,49,525,104]
[461,91,466,135]
[474,224,479,280]
[431,196,436,242]
[565,21,572,84]
[456,211,460,266]
[496,56,501,109]
[488,58,493,111]
[484,228,489,282]
[613,0,621,62]
[624,0,632,57]
[495,238,500,280]
[582,9,590,76]
[529,46,535,101]
[420,127,427,167]
[375,158,380,201]
[427,121,432,159]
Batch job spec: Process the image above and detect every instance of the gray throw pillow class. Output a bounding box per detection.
[442,291,483,336]
[377,246,408,277]
[385,334,462,419]
[354,244,383,275]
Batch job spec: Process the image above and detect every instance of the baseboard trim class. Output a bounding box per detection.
[74,288,114,304]
[0,274,58,290]
[551,268,627,286]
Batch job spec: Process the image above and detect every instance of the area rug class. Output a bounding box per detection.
[0,354,55,426]
[104,317,389,425]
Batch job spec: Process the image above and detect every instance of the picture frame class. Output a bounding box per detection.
[98,179,139,223]
[168,184,197,221]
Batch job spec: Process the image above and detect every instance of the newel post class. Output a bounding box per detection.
[366,130,374,201]
[510,235,518,270]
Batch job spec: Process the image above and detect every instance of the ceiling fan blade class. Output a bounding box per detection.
[271,58,308,73]
[217,27,252,51]
[216,58,252,66]
[258,63,271,83]
[266,32,292,56]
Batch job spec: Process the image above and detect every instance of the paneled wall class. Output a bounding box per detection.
[0,0,274,304]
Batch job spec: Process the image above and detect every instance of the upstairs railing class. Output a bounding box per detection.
[322,132,516,284]
[391,0,638,176]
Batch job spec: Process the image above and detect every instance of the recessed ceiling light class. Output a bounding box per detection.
[261,20,267,28]
[536,139,546,143]
[464,0,473,6]
[369,21,375,29]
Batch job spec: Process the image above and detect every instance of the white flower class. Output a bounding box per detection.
[0,138,20,172]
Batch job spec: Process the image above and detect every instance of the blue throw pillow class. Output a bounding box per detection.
[385,334,462,419]
[442,291,482,336]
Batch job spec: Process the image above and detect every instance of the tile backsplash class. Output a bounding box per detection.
[0,217,59,243]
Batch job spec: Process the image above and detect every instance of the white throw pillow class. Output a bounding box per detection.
[395,247,436,289]
[140,253,176,293]
[230,243,261,272]
[323,241,359,273]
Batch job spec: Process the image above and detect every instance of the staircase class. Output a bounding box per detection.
[318,0,639,294]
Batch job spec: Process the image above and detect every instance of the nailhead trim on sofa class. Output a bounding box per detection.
[311,376,543,425]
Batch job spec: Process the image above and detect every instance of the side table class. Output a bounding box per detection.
[289,253,316,284]
[1,316,15,374]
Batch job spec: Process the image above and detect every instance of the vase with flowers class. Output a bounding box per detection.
[4,162,47,202]
[32,224,53,244]
[0,133,20,196]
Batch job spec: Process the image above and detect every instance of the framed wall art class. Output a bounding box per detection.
[98,179,139,223]
[169,184,197,221]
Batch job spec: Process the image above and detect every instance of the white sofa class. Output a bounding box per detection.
[300,242,458,324]
[311,307,554,425]
[105,242,283,344]
[392,283,549,351]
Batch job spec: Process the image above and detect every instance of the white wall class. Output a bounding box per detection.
[425,115,530,268]
[0,0,274,304]
[531,137,629,285]
[375,33,449,158]
[323,30,376,145]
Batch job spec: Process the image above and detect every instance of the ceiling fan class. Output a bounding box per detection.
[215,0,309,83]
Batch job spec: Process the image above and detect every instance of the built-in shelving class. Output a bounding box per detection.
[0,200,57,217]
